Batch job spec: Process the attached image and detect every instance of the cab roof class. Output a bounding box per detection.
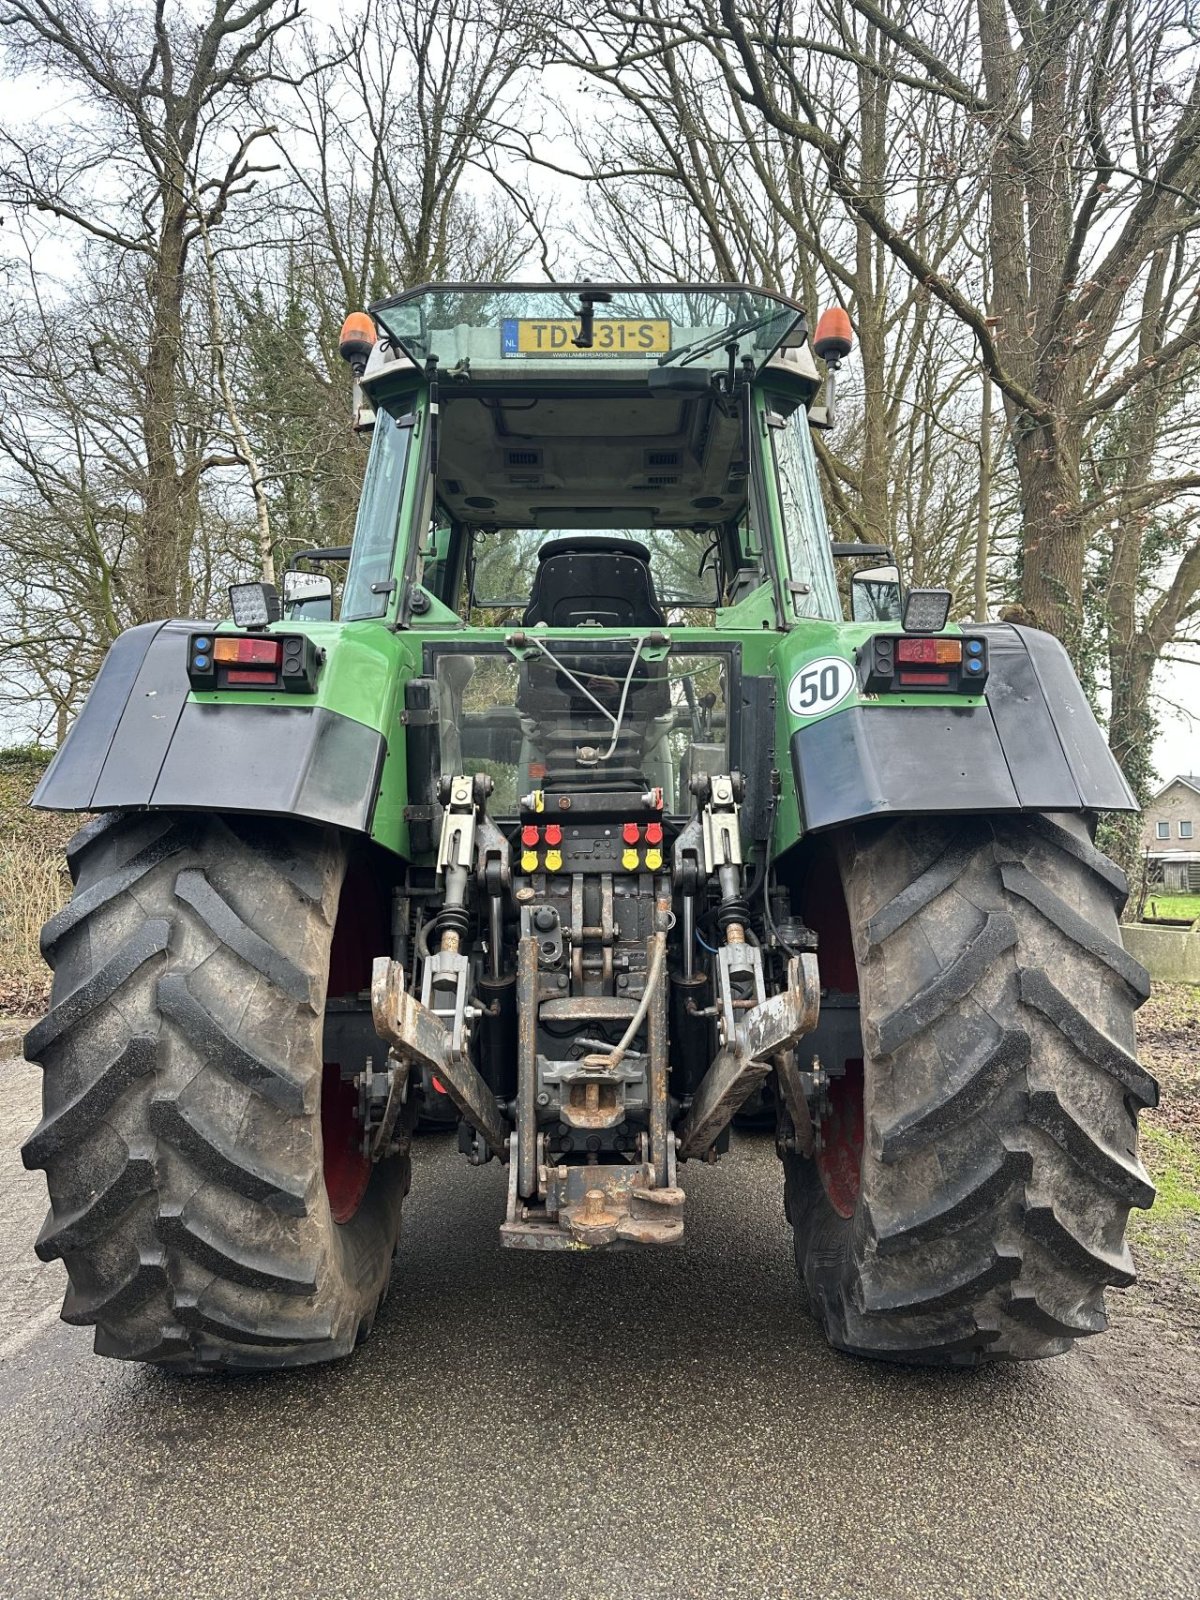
[368,281,808,380]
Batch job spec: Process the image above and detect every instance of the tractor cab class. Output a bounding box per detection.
[335,284,844,840]
[345,282,839,634]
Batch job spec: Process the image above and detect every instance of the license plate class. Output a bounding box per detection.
[501,318,671,356]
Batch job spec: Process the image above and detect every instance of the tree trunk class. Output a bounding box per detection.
[140,190,190,622]
[853,38,892,552]
[1015,424,1085,649]
[974,373,991,622]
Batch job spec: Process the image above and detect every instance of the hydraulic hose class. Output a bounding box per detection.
[526,634,645,764]
[602,929,667,1070]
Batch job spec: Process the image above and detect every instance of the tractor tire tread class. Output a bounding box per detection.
[23,811,407,1372]
[787,812,1155,1366]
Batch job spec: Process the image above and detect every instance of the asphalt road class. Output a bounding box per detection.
[1,1041,1197,1600]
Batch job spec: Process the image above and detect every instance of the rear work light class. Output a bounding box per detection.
[861,634,989,695]
[187,632,322,694]
[229,581,280,630]
[901,588,953,633]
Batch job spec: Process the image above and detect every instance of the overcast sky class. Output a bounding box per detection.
[1149,654,1199,784]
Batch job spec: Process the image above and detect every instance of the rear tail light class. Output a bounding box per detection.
[187,632,322,693]
[213,637,281,666]
[861,634,988,694]
[896,638,961,664]
[898,669,950,686]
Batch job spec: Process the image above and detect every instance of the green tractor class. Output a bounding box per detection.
[23,284,1156,1371]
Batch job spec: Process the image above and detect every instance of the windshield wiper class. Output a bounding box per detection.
[657,309,792,368]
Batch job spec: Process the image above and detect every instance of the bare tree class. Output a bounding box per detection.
[536,1,994,598]
[629,1,1200,646]
[274,0,538,308]
[0,1,546,744]
[198,205,275,583]
[212,0,540,563]
[549,0,1200,839]
[0,0,303,620]
[0,226,257,740]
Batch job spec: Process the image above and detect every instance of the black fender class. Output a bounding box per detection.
[790,624,1135,833]
[31,619,385,834]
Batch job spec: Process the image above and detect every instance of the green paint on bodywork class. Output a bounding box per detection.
[413,589,461,624]
[187,611,983,866]
[183,378,987,867]
[777,621,985,725]
[189,619,422,856]
[189,621,419,728]
[767,621,986,858]
[715,582,776,631]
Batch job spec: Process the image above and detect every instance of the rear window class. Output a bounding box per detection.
[469,527,720,609]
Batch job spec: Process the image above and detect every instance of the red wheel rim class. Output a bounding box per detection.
[320,859,392,1225]
[816,1058,864,1219]
[800,845,865,1222]
[321,1062,372,1223]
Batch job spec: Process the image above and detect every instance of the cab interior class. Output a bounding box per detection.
[420,383,770,621]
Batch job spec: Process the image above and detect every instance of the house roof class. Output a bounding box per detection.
[1150,774,1200,801]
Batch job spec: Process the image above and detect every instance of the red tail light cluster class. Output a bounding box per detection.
[895,638,961,664]
[187,633,322,693]
[861,634,989,694]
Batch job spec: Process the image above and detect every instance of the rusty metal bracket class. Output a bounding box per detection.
[371,957,509,1159]
[356,1054,415,1161]
[676,951,820,1161]
[435,774,477,876]
[370,1060,408,1159]
[773,1047,815,1158]
[713,938,765,1045]
[647,912,671,1188]
[700,772,743,873]
[516,933,539,1199]
[500,1155,685,1251]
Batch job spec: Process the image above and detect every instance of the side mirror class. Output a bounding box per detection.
[283,571,334,621]
[850,564,903,623]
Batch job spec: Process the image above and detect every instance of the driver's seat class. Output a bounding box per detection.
[521,536,667,628]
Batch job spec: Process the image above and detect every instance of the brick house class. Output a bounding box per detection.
[1142,774,1200,892]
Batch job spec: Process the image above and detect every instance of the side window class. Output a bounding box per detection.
[769,406,842,621]
[342,411,414,620]
[419,519,456,606]
[724,507,765,607]
[1181,820,1194,839]
[1156,821,1170,839]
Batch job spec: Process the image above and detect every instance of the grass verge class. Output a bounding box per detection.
[0,752,72,1015]
[1130,983,1200,1288]
[1142,892,1200,923]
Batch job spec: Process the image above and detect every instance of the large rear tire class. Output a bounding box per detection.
[786,812,1157,1365]
[22,812,408,1372]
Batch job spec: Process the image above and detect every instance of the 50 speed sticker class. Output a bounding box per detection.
[787,656,857,717]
